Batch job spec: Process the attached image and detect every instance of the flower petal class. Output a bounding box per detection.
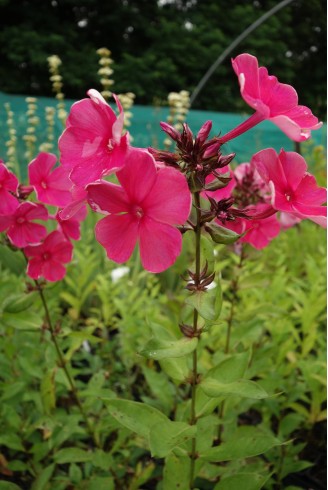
[142,167,191,225]
[87,180,130,214]
[95,213,139,264]
[117,148,157,203]
[139,216,182,273]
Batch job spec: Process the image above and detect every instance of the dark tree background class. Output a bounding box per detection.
[0,0,326,117]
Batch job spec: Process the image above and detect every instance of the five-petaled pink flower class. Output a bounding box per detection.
[59,89,129,186]
[0,202,48,248]
[28,152,72,207]
[251,148,327,227]
[87,148,192,273]
[0,162,19,215]
[25,230,73,282]
[220,53,322,144]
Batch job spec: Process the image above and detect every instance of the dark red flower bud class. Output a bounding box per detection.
[160,122,181,142]
[196,120,212,145]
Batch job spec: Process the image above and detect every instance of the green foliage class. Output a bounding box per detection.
[0,206,326,488]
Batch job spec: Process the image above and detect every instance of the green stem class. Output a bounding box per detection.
[35,280,100,448]
[189,191,202,489]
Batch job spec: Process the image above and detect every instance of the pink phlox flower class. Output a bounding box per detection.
[56,205,87,240]
[220,53,322,144]
[59,90,129,187]
[59,185,88,221]
[223,203,281,250]
[202,166,236,201]
[0,201,48,248]
[24,230,73,282]
[0,161,19,215]
[87,147,192,273]
[251,148,327,227]
[28,152,72,207]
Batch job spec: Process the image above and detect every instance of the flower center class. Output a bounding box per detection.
[131,204,144,219]
[42,252,50,260]
[285,191,292,202]
[41,181,47,189]
[108,138,115,152]
[16,217,25,224]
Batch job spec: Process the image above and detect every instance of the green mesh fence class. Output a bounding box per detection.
[0,91,326,180]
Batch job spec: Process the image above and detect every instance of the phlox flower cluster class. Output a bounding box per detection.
[0,53,326,281]
[0,154,86,282]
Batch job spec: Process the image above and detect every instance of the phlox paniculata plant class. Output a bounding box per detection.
[0,52,326,489]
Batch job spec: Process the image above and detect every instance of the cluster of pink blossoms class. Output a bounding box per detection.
[0,53,326,280]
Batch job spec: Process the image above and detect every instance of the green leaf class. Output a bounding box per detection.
[139,337,198,360]
[41,369,56,415]
[200,378,268,399]
[54,448,93,464]
[87,477,114,490]
[205,352,250,383]
[162,453,191,490]
[149,420,197,457]
[214,472,270,490]
[103,398,168,439]
[200,429,281,462]
[0,483,22,490]
[31,464,55,490]
[159,357,190,382]
[1,310,41,330]
[185,285,222,321]
[2,292,37,313]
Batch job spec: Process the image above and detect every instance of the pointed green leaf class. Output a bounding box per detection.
[0,484,22,490]
[163,453,191,490]
[201,429,281,462]
[205,352,250,383]
[31,464,56,490]
[185,285,222,321]
[54,448,93,464]
[2,310,42,330]
[41,369,56,415]
[201,378,268,399]
[139,336,198,360]
[214,472,270,490]
[103,398,168,439]
[149,420,197,457]
[3,292,37,313]
[159,357,190,382]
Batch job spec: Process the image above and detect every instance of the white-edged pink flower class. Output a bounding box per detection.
[220,53,322,144]
[0,202,48,248]
[87,148,192,273]
[24,230,73,282]
[0,162,19,215]
[59,90,129,186]
[251,148,327,227]
[28,152,72,207]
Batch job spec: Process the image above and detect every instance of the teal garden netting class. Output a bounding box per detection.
[0,91,326,180]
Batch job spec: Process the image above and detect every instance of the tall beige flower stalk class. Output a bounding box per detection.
[23,97,39,162]
[164,90,190,149]
[39,106,56,153]
[4,102,19,176]
[97,47,114,101]
[47,54,67,125]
